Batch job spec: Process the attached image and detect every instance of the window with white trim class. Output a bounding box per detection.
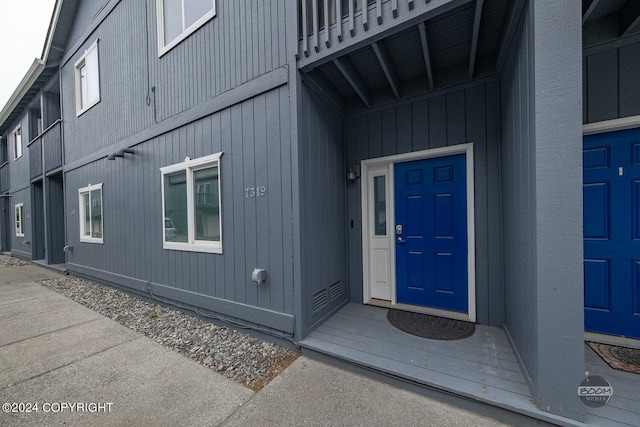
[13,126,22,160]
[75,40,100,115]
[157,0,216,55]
[160,152,222,253]
[15,203,24,237]
[78,183,103,244]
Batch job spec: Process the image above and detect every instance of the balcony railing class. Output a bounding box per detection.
[298,0,454,69]
[43,120,62,173]
[28,120,62,180]
[0,162,9,194]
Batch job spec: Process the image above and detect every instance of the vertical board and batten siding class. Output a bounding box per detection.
[65,86,295,330]
[10,187,31,259]
[344,81,503,326]
[62,0,290,164]
[8,115,31,193]
[46,174,66,265]
[498,3,538,389]
[584,41,640,123]
[299,82,348,335]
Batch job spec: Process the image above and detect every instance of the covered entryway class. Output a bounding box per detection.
[362,146,475,321]
[584,127,640,339]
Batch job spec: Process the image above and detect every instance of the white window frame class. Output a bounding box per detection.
[13,125,22,160]
[15,203,24,237]
[160,152,223,254]
[156,0,216,57]
[78,183,104,244]
[74,40,101,116]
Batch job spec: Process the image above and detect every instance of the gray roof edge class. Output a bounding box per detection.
[0,59,45,134]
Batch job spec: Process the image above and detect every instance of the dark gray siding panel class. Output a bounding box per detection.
[499,3,537,388]
[64,86,294,333]
[584,40,640,123]
[10,188,31,259]
[299,82,348,336]
[9,115,30,191]
[62,0,291,165]
[345,80,503,326]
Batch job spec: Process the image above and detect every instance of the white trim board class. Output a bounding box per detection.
[361,143,476,322]
[583,115,640,135]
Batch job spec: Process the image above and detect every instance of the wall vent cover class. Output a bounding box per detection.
[329,281,341,301]
[312,289,327,311]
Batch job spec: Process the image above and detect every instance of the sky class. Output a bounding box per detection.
[0,0,57,110]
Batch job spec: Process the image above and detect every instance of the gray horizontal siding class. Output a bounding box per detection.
[61,0,291,165]
[64,86,295,331]
[584,40,640,123]
[345,80,503,326]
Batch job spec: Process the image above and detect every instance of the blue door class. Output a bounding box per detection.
[584,128,640,339]
[395,155,468,313]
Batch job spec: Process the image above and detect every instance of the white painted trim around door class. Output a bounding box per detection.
[583,115,640,135]
[361,143,476,322]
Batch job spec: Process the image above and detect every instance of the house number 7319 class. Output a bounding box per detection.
[245,186,266,198]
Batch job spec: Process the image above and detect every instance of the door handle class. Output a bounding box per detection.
[397,237,406,243]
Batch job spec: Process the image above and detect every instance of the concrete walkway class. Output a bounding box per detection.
[0,264,547,426]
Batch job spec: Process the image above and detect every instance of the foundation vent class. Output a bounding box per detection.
[329,281,342,301]
[312,289,327,311]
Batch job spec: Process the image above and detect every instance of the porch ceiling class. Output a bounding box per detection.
[303,0,640,112]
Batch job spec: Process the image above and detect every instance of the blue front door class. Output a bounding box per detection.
[584,128,640,338]
[394,155,468,313]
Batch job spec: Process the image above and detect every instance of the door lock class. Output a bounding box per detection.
[395,224,403,235]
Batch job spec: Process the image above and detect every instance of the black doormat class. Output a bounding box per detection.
[587,342,640,374]
[387,309,475,341]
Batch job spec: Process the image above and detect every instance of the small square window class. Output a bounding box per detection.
[78,183,103,244]
[75,40,100,115]
[13,126,22,160]
[15,203,24,237]
[160,152,222,253]
[157,0,216,55]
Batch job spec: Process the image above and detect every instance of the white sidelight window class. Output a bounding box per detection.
[160,152,222,253]
[78,183,104,244]
[15,203,24,237]
[75,40,100,115]
[157,0,216,55]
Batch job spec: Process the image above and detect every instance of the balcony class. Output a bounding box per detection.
[28,120,62,181]
[0,161,9,194]
[298,0,510,110]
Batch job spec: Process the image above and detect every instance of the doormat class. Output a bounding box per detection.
[587,342,640,375]
[387,309,475,341]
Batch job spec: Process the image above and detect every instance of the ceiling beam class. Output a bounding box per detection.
[333,57,371,107]
[468,0,484,79]
[620,0,640,36]
[418,22,434,90]
[495,0,526,72]
[582,0,600,25]
[372,41,401,99]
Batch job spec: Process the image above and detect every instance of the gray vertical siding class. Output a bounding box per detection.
[46,174,66,264]
[298,81,348,335]
[345,80,503,326]
[61,0,291,165]
[10,187,31,259]
[500,1,584,420]
[64,86,295,332]
[584,40,640,123]
[499,3,537,388]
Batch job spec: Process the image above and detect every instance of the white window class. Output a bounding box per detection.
[74,40,100,115]
[13,126,22,160]
[157,0,216,55]
[78,183,104,244]
[160,152,222,253]
[15,203,24,237]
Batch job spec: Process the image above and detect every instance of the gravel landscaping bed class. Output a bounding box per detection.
[0,255,31,268]
[37,273,299,391]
